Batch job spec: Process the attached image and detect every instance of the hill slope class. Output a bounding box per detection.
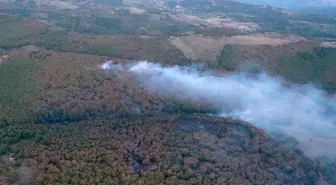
[0,4,336,185]
[233,0,336,13]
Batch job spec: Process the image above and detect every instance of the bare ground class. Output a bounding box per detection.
[321,42,336,48]
[169,14,260,32]
[35,0,78,10]
[126,7,146,14]
[169,33,307,62]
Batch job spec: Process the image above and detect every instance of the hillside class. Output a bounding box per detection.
[1,43,334,185]
[2,115,336,185]
[233,0,336,14]
[217,43,336,92]
[0,1,336,185]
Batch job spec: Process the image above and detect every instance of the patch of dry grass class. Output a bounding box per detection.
[169,32,307,62]
[169,14,261,32]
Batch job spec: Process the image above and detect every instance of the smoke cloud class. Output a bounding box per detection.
[101,61,336,158]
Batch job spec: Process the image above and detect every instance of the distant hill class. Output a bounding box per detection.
[233,0,336,14]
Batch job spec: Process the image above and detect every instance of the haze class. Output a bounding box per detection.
[107,61,336,158]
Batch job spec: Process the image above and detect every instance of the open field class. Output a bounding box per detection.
[35,0,79,10]
[169,14,261,32]
[321,41,336,48]
[169,32,307,62]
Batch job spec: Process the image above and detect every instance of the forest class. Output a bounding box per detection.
[218,44,336,93]
[0,44,335,185]
[0,1,336,184]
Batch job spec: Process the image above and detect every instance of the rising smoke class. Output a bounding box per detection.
[101,60,336,158]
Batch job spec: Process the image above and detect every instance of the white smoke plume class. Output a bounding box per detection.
[102,61,336,158]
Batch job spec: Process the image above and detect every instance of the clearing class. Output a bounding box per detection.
[169,14,261,32]
[321,41,336,48]
[35,0,78,10]
[169,32,307,62]
[126,7,146,14]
